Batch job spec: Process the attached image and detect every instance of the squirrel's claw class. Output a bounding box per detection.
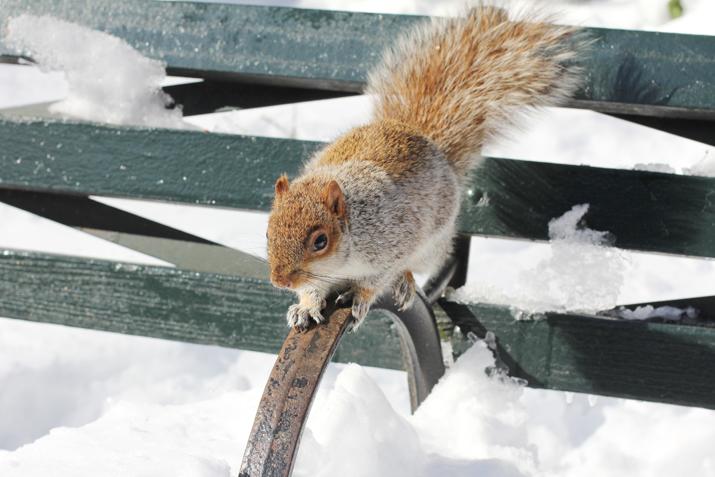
[335,290,354,306]
[286,303,325,330]
[393,271,416,311]
[348,286,377,332]
[350,299,371,331]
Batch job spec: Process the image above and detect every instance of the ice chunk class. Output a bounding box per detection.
[450,204,627,316]
[547,203,612,244]
[3,15,188,129]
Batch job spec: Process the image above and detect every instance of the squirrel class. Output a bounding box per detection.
[266,6,583,330]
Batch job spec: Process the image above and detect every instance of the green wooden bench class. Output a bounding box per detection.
[1,2,715,476]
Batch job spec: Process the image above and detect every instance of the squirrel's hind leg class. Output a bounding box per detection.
[393,271,416,311]
[350,285,377,330]
[337,279,395,331]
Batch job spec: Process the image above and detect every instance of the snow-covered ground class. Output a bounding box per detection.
[1,1,715,476]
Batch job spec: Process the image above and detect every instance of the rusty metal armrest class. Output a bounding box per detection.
[239,305,353,477]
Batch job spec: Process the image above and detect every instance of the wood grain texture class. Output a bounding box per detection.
[0,250,403,369]
[441,300,715,410]
[2,119,715,258]
[1,2,714,116]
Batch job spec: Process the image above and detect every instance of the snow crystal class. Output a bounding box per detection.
[616,304,698,321]
[450,204,627,316]
[3,15,188,129]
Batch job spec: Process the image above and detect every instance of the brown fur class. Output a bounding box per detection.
[367,7,582,176]
[267,176,345,287]
[316,121,437,179]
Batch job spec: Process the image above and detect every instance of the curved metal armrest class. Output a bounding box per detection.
[240,287,446,476]
[240,305,353,477]
[373,289,445,411]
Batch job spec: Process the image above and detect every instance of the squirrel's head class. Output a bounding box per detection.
[266,174,348,290]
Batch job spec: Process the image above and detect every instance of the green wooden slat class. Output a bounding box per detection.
[0,0,404,92]
[3,245,714,408]
[2,119,715,258]
[441,300,715,409]
[575,27,715,118]
[0,249,404,369]
[0,1,714,115]
[0,118,319,211]
[461,157,715,258]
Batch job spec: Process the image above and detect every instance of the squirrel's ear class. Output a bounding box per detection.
[274,175,290,199]
[323,180,346,218]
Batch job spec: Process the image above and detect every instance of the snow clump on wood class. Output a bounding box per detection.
[450,204,627,316]
[3,15,188,129]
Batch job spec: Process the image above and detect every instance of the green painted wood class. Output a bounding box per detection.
[441,300,715,409]
[3,119,715,258]
[461,157,715,258]
[4,246,713,408]
[0,118,319,211]
[0,249,403,370]
[0,0,406,92]
[1,1,714,116]
[573,27,715,118]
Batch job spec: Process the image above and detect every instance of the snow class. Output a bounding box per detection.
[2,15,188,129]
[0,317,408,453]
[450,204,627,316]
[684,150,715,177]
[632,151,715,176]
[616,304,698,321]
[2,325,715,477]
[1,1,715,476]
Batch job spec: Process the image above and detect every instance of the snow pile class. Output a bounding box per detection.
[450,204,627,316]
[685,151,715,177]
[1,320,714,477]
[616,304,698,321]
[2,15,187,129]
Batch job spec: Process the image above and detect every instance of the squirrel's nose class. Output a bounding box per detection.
[270,270,294,289]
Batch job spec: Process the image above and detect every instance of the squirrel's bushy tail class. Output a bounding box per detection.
[367,6,582,177]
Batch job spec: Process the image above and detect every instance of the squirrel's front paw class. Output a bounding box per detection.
[393,271,416,311]
[286,303,325,330]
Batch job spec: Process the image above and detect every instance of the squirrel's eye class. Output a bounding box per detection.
[313,233,328,252]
